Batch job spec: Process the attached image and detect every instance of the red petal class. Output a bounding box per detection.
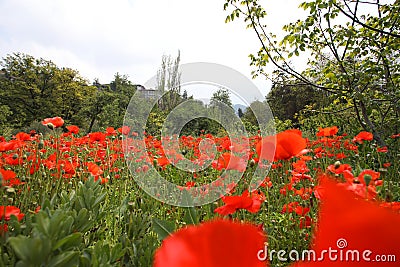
[153,219,267,267]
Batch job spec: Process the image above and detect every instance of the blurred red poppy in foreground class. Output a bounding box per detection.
[291,174,400,267]
[42,117,64,128]
[153,219,267,267]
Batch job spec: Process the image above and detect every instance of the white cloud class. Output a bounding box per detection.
[0,0,306,100]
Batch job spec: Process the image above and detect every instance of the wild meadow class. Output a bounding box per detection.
[1,0,400,266]
[0,116,399,266]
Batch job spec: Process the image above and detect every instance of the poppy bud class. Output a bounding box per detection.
[6,187,15,194]
[334,161,341,169]
[46,123,55,130]
[364,174,372,186]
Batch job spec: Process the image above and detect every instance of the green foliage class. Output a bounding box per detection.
[3,178,137,267]
[0,53,142,135]
[85,74,138,132]
[0,53,96,130]
[152,218,176,242]
[209,88,233,109]
[267,84,330,123]
[0,105,12,136]
[224,0,400,147]
[157,52,182,112]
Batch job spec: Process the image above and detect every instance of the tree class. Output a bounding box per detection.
[156,51,182,111]
[266,83,329,122]
[209,88,233,109]
[208,88,237,135]
[83,74,138,132]
[224,0,400,146]
[81,86,115,133]
[0,53,96,129]
[238,107,244,118]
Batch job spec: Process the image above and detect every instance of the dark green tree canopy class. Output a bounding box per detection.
[0,53,96,130]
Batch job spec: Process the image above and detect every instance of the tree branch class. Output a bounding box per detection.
[333,2,400,38]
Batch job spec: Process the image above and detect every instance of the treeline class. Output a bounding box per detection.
[0,52,370,139]
[0,53,260,137]
[0,52,337,138]
[0,53,141,136]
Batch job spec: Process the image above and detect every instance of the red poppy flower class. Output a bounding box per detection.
[390,133,400,139]
[327,163,352,175]
[87,162,103,177]
[352,131,373,144]
[66,125,80,134]
[377,146,388,153]
[156,156,170,169]
[0,140,23,152]
[214,190,265,215]
[105,127,117,136]
[0,206,24,221]
[118,126,130,135]
[357,169,380,184]
[89,132,106,142]
[299,215,312,229]
[316,126,338,137]
[291,176,400,267]
[42,117,64,128]
[153,219,267,267]
[257,129,307,162]
[15,132,31,141]
[281,201,309,216]
[275,129,307,161]
[383,162,391,168]
[212,152,248,172]
[0,169,17,180]
[0,169,22,187]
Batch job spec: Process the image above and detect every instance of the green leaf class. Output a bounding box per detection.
[152,218,175,241]
[47,251,79,267]
[52,233,82,251]
[183,207,198,225]
[110,243,125,262]
[9,236,52,265]
[326,72,335,80]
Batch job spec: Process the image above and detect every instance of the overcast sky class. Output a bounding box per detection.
[0,0,306,101]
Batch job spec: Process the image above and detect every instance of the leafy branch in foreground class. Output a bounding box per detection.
[224,0,400,148]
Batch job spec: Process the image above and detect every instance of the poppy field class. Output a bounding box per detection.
[0,117,400,266]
